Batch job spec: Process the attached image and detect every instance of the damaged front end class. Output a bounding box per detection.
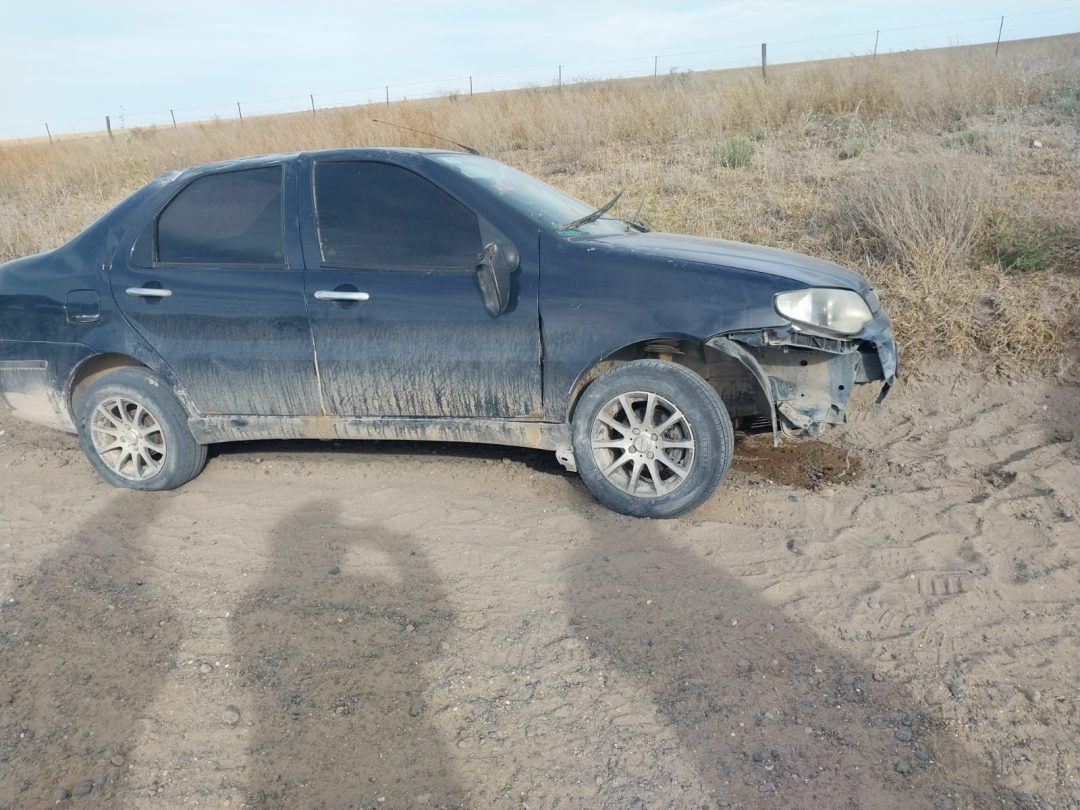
[708,310,898,440]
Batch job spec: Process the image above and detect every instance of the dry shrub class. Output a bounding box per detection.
[836,151,1079,370]
[839,153,991,270]
[867,248,1079,372]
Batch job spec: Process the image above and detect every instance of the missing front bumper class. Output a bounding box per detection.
[710,315,899,439]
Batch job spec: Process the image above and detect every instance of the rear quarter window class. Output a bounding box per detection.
[156,166,285,266]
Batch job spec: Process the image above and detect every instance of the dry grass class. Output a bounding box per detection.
[2,35,1078,372]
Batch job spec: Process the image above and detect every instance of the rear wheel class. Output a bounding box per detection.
[74,367,207,491]
[572,360,733,518]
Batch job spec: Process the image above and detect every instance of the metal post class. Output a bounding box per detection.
[45,122,53,145]
[995,15,1004,55]
[385,85,390,107]
[310,94,316,115]
[654,55,658,77]
[237,102,243,123]
[558,65,562,87]
[105,115,113,140]
[469,76,473,97]
[760,43,767,82]
[873,30,879,60]
[170,109,177,128]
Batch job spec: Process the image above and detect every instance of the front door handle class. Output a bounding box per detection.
[125,287,173,299]
[313,290,370,302]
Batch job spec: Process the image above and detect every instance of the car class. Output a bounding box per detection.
[0,147,897,517]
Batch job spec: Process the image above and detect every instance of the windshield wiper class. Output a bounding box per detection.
[560,189,623,232]
[624,199,650,232]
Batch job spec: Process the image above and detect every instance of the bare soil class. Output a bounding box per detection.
[1,363,1078,809]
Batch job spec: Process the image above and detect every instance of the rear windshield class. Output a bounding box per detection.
[430,154,626,237]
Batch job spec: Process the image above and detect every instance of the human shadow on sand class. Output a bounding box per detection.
[231,499,465,808]
[0,492,181,808]
[564,517,1012,809]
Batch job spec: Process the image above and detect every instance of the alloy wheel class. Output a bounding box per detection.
[89,396,167,481]
[589,391,695,498]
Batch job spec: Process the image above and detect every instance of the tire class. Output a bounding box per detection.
[572,360,734,518]
[74,367,207,491]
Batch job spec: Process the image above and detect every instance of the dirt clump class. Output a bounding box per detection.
[732,434,863,489]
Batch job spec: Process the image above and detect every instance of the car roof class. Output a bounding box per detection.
[175,147,459,180]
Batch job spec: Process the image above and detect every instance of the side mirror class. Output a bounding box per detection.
[475,239,519,316]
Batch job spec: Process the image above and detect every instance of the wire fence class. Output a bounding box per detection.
[5,6,1078,143]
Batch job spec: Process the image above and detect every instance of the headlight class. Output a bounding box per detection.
[774,288,873,336]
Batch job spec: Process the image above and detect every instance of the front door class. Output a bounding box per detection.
[110,164,321,416]
[300,159,542,418]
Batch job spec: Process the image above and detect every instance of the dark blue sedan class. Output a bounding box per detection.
[0,148,897,517]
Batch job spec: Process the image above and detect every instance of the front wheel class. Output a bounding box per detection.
[572,360,734,518]
[74,367,207,491]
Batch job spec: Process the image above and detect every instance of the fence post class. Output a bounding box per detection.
[170,109,177,128]
[995,16,1004,55]
[469,76,473,97]
[873,30,879,60]
[653,55,658,77]
[105,115,113,140]
[237,102,243,123]
[760,42,767,81]
[45,122,53,145]
[385,86,390,107]
[558,65,562,87]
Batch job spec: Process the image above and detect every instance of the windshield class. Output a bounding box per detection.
[430,154,627,237]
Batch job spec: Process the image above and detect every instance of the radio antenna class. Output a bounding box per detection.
[371,119,480,155]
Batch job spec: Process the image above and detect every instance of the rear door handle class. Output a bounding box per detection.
[125,287,173,298]
[313,290,370,302]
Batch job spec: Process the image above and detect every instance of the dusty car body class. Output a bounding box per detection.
[0,148,897,516]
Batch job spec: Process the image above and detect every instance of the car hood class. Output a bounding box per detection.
[592,232,871,293]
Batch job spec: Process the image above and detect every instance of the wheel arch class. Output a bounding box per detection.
[564,335,776,438]
[67,353,149,418]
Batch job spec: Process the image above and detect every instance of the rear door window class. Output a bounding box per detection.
[314,161,480,270]
[157,166,284,266]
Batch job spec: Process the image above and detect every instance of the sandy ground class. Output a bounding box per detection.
[1,362,1078,810]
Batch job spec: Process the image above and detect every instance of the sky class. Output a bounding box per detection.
[1,1,1077,139]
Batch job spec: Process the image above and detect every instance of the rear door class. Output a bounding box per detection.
[299,158,542,418]
[110,163,321,416]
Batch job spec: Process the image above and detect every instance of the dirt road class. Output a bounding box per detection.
[2,363,1078,809]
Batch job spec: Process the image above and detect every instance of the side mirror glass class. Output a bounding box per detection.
[476,239,519,316]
